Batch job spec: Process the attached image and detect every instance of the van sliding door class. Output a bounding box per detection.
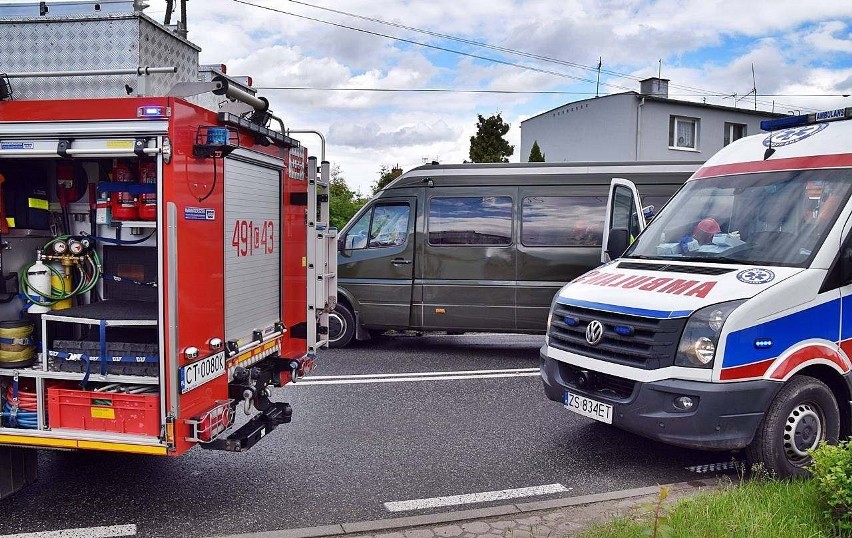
[421,188,516,331]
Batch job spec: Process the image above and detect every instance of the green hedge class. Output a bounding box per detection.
[810,439,852,534]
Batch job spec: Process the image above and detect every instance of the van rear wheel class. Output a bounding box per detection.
[745,375,839,477]
[328,303,355,349]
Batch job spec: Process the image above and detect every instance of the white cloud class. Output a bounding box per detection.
[3,0,851,193]
[329,120,459,149]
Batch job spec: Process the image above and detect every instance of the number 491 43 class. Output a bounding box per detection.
[231,219,274,256]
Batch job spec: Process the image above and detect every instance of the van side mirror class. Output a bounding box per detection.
[606,227,630,260]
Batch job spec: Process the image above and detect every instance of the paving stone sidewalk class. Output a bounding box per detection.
[348,479,720,538]
[222,478,722,538]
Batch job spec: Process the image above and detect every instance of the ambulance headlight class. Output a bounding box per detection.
[675,300,744,368]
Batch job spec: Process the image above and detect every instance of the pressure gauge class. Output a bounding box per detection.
[68,240,84,255]
[52,241,68,254]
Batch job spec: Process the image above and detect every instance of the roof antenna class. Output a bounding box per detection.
[751,63,758,111]
[764,133,775,160]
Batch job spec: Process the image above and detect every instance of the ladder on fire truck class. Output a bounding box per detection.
[305,147,337,354]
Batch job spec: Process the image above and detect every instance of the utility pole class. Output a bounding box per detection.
[595,57,602,97]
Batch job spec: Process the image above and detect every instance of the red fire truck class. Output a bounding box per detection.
[0,2,336,498]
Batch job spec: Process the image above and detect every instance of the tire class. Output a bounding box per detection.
[327,303,355,349]
[746,375,840,478]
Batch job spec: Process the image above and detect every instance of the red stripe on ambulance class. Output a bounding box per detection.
[695,153,852,179]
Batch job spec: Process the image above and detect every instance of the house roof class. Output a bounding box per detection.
[520,91,786,124]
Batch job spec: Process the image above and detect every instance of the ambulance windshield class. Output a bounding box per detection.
[624,169,852,267]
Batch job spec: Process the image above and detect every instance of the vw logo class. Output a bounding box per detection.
[586,320,604,346]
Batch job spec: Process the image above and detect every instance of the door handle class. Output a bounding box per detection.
[391,258,412,266]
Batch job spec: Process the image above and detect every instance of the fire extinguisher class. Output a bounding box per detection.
[110,160,138,221]
[138,160,157,221]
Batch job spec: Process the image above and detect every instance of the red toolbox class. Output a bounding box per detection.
[47,385,160,437]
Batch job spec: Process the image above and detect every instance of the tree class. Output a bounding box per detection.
[328,164,368,230]
[372,164,403,194]
[528,140,545,162]
[469,113,514,163]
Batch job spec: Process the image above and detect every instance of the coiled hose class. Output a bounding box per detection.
[2,383,37,429]
[0,322,35,367]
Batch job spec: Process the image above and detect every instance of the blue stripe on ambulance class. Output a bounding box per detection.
[723,298,840,368]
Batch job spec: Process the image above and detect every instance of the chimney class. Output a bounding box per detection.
[639,77,669,98]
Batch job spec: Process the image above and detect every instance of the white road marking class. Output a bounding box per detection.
[297,368,540,386]
[384,483,570,512]
[0,524,137,538]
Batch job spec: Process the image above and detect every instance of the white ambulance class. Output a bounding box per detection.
[541,108,852,477]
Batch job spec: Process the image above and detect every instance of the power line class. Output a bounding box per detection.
[254,86,850,98]
[231,0,636,92]
[276,0,820,112]
[258,87,600,95]
[233,0,822,113]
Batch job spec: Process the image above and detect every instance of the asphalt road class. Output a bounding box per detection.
[0,334,732,538]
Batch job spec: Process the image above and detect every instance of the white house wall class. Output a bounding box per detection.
[520,93,777,164]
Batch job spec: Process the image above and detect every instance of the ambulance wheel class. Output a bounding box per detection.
[746,375,839,477]
[328,303,355,349]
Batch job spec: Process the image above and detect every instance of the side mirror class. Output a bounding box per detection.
[606,227,630,260]
[337,236,346,251]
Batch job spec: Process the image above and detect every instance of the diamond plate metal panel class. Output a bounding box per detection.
[0,13,199,99]
[137,13,198,96]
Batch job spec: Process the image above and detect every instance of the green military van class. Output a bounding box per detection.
[329,161,700,347]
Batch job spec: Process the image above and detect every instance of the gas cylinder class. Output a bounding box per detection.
[110,160,139,221]
[138,160,157,221]
[50,265,73,310]
[26,256,52,314]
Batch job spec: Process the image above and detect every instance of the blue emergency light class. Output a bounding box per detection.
[614,325,634,336]
[137,106,170,119]
[761,107,852,131]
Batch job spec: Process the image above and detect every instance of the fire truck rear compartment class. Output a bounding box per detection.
[0,152,166,449]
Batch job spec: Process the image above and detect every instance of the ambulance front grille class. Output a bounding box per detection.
[548,302,687,369]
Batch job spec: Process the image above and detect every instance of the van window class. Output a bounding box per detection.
[343,203,410,250]
[522,196,606,246]
[428,196,512,246]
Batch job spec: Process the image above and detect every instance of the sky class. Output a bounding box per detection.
[8,0,852,193]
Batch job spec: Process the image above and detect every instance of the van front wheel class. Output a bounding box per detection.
[746,375,839,477]
[328,303,355,349]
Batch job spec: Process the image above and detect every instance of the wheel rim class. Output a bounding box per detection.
[327,311,346,344]
[784,401,824,465]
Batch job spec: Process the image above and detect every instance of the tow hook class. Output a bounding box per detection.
[288,360,300,383]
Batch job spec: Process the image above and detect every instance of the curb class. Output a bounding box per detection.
[217,478,719,538]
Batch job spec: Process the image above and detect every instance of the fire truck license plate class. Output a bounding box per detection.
[563,391,613,424]
[179,352,226,394]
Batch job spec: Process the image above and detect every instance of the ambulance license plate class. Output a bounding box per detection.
[180,351,226,394]
[563,391,613,424]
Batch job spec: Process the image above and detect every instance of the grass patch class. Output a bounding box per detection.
[581,477,838,538]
